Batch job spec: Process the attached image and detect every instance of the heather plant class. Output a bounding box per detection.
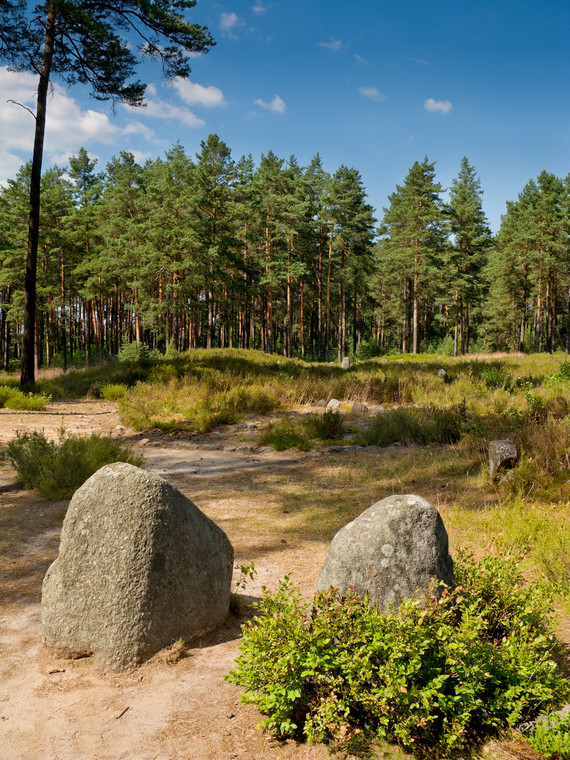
[100,383,128,401]
[228,554,568,755]
[303,410,346,441]
[259,419,312,451]
[0,386,52,410]
[360,405,465,447]
[7,430,145,499]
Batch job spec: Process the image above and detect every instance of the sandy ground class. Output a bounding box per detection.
[0,403,336,760]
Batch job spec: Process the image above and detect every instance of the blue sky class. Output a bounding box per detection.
[1,0,569,232]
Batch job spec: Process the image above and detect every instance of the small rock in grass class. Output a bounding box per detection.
[488,439,518,480]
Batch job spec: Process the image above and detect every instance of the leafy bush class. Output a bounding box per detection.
[528,711,570,758]
[361,405,464,447]
[7,431,145,499]
[228,554,568,754]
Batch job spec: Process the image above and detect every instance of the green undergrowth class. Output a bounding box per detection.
[228,553,568,757]
[528,711,570,757]
[0,384,52,410]
[7,430,145,500]
[361,405,464,447]
[260,410,347,451]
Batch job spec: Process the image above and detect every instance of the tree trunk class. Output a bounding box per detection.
[21,7,57,385]
[412,249,419,354]
[534,258,543,353]
[300,278,305,359]
[325,229,333,361]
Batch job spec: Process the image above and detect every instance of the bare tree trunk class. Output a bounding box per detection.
[300,278,305,360]
[412,249,419,354]
[21,8,57,385]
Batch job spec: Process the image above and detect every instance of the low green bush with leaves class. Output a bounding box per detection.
[528,711,570,758]
[227,553,568,755]
[7,431,145,500]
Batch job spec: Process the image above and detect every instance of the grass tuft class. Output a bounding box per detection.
[7,430,145,500]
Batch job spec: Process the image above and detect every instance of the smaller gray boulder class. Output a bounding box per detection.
[489,439,518,480]
[316,494,454,613]
[437,368,447,379]
[351,401,369,416]
[341,356,350,369]
[327,398,342,410]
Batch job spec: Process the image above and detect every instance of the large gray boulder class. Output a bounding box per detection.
[316,494,454,612]
[42,462,234,670]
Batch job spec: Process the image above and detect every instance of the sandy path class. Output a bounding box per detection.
[0,401,331,760]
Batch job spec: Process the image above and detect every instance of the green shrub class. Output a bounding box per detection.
[303,410,346,441]
[228,554,568,754]
[7,431,145,500]
[259,419,312,451]
[528,712,570,758]
[0,385,13,406]
[361,405,464,447]
[100,383,128,401]
[1,387,52,410]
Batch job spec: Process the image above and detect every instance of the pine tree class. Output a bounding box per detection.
[192,134,237,348]
[377,157,447,353]
[447,157,492,354]
[327,166,376,360]
[67,148,104,364]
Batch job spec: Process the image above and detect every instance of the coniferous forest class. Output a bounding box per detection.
[0,135,569,371]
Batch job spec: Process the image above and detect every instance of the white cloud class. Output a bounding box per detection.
[252,2,267,14]
[122,121,158,141]
[254,94,286,114]
[319,38,342,52]
[424,98,453,114]
[0,67,121,161]
[133,97,206,128]
[129,149,153,164]
[359,86,386,102]
[220,12,244,37]
[172,77,226,107]
[0,66,181,184]
[0,148,25,185]
[410,57,430,66]
[354,54,368,65]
